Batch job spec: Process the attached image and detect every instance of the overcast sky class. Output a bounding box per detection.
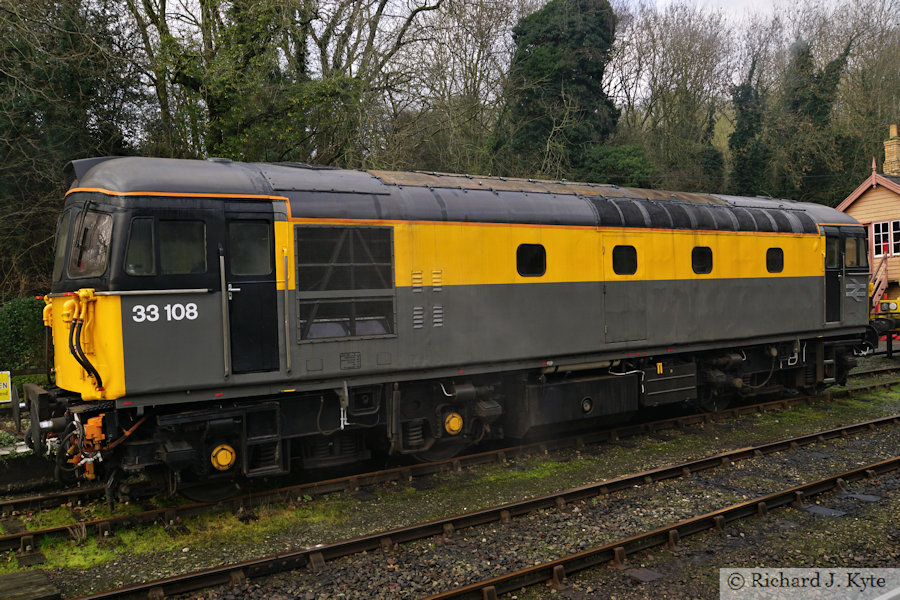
[656,0,791,21]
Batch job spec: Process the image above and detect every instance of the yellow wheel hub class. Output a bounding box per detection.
[210,444,236,471]
[444,412,463,435]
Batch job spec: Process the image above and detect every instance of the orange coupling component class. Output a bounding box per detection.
[84,415,106,446]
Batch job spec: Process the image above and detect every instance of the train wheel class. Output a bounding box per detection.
[179,480,242,502]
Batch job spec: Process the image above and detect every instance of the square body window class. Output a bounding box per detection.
[612,245,637,275]
[517,244,546,277]
[766,247,784,273]
[229,221,272,276]
[692,246,713,274]
[160,221,207,274]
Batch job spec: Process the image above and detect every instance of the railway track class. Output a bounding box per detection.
[2,373,900,558]
[1,359,897,509]
[423,457,900,600]
[2,365,897,514]
[49,411,900,600]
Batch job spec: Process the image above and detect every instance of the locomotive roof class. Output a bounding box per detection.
[67,157,861,234]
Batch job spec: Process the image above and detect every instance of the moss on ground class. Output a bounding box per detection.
[4,377,900,589]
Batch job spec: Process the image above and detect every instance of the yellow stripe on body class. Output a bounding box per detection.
[389,222,823,286]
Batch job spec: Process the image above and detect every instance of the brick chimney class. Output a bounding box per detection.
[885,124,900,176]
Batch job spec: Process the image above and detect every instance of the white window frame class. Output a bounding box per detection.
[872,220,900,257]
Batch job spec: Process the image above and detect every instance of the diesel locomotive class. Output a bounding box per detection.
[27,156,870,500]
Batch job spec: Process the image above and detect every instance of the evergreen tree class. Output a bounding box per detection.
[728,64,769,196]
[494,0,619,179]
[0,0,137,299]
[767,39,852,203]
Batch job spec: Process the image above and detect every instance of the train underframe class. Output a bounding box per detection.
[26,336,860,503]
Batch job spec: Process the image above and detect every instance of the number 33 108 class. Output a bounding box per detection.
[132,303,199,322]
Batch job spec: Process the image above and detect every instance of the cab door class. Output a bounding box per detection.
[824,228,842,323]
[225,207,279,373]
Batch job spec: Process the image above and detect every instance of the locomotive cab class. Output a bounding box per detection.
[38,168,293,496]
[49,191,283,398]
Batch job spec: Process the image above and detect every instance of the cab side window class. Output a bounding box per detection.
[844,236,868,269]
[228,221,272,276]
[825,237,840,269]
[160,221,206,274]
[125,218,155,275]
[124,218,207,276]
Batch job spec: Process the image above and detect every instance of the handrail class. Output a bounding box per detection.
[871,255,889,310]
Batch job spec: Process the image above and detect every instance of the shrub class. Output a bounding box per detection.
[0,297,45,370]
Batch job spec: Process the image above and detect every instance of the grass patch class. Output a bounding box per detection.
[0,550,19,574]
[25,506,76,530]
[38,535,117,570]
[0,429,15,445]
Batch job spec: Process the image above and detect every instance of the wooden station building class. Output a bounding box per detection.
[837,124,900,308]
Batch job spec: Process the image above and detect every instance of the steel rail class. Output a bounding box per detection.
[1,375,898,532]
[67,419,900,600]
[424,456,900,599]
[1,372,891,516]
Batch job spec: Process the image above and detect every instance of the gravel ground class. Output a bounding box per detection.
[517,474,900,600]
[162,427,900,600]
[8,382,900,598]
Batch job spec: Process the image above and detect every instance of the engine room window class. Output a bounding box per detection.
[299,299,394,339]
[517,244,546,277]
[296,226,395,340]
[766,248,784,273]
[691,246,713,274]
[68,211,112,278]
[160,220,206,274]
[612,245,637,275]
[297,227,393,291]
[52,210,72,282]
[228,221,272,276]
[125,218,155,275]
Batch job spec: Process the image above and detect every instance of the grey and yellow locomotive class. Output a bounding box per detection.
[28,157,869,499]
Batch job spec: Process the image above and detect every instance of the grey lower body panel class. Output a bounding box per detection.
[117,277,865,407]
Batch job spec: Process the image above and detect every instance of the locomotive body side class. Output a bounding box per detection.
[29,157,869,497]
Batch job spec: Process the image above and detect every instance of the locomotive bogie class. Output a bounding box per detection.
[30,157,870,498]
